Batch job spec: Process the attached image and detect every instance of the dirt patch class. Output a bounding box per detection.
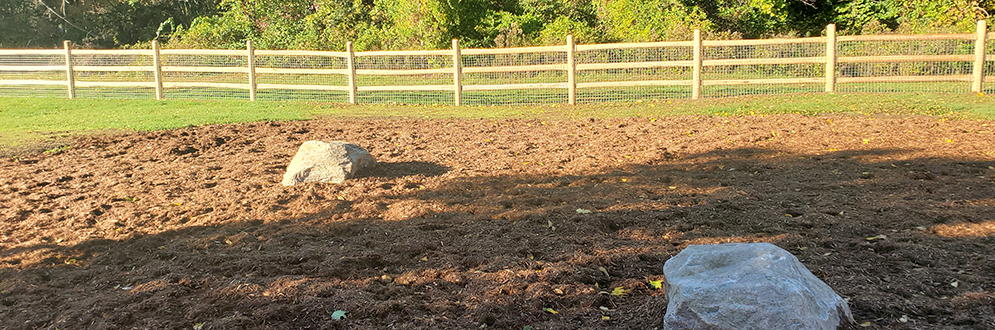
[2,115,994,329]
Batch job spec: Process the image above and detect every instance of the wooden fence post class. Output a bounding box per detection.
[346,42,358,104]
[247,40,257,101]
[825,24,837,93]
[152,40,164,100]
[567,34,577,105]
[973,20,987,94]
[452,39,462,106]
[692,30,703,100]
[63,40,75,99]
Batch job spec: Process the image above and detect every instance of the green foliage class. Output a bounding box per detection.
[835,0,986,34]
[537,16,603,45]
[892,0,982,33]
[479,10,533,47]
[834,0,902,34]
[170,6,256,49]
[595,0,713,41]
[373,0,455,49]
[297,0,379,50]
[2,0,994,50]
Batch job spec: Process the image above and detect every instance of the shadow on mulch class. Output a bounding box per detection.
[1,117,994,329]
[362,161,451,178]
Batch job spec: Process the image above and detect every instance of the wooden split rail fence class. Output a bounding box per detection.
[1,22,993,104]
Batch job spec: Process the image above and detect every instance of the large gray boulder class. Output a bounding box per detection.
[663,243,853,330]
[281,141,376,186]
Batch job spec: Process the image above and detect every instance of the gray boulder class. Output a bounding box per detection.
[281,141,376,186]
[663,243,853,330]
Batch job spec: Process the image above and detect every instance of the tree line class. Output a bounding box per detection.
[2,0,992,50]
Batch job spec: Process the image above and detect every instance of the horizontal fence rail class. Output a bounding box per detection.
[1,21,994,104]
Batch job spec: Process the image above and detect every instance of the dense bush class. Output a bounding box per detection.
[2,0,993,49]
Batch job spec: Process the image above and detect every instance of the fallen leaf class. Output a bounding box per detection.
[331,310,347,320]
[610,287,628,297]
[951,281,959,288]
[542,307,559,314]
[860,321,872,327]
[576,209,592,214]
[601,316,610,320]
[866,234,887,241]
[598,267,610,277]
[899,315,909,323]
[193,323,205,330]
[649,280,662,290]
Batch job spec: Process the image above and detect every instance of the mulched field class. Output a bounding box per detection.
[2,115,994,329]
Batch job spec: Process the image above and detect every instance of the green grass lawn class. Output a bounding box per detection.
[3,92,995,154]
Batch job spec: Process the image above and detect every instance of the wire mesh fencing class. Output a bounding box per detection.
[356,51,453,105]
[576,43,695,103]
[1,22,993,105]
[702,39,826,98]
[160,50,250,100]
[255,51,349,103]
[981,33,995,95]
[837,37,976,94]
[74,50,157,99]
[0,50,67,98]
[462,46,569,105]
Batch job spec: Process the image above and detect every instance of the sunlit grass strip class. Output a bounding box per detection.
[3,92,994,149]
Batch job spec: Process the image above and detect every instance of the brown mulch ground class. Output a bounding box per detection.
[1,115,994,330]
